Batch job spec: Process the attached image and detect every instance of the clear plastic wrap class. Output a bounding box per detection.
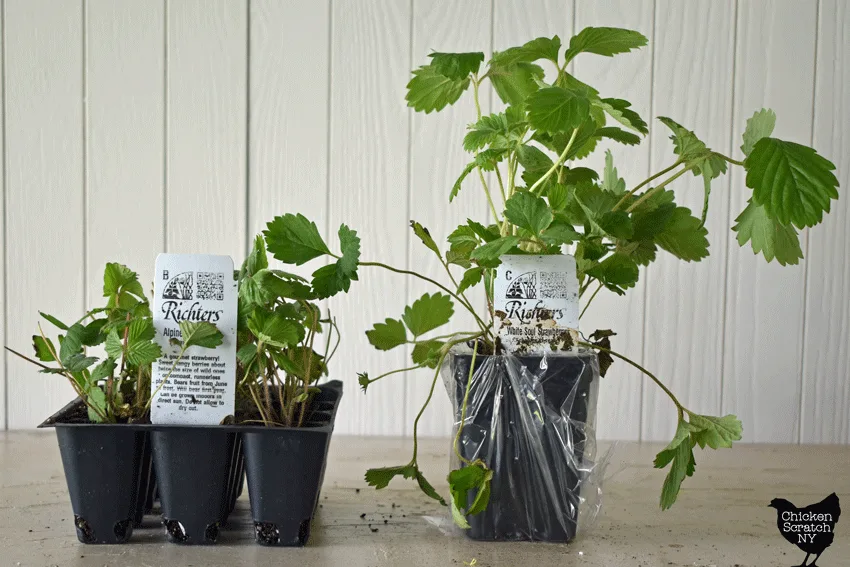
[442,345,604,542]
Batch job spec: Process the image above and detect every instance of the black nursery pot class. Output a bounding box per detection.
[150,427,241,545]
[452,351,598,543]
[241,380,343,546]
[39,400,149,544]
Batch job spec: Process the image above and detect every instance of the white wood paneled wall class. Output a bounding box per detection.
[1,0,848,443]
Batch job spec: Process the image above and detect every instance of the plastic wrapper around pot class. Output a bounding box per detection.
[443,346,603,542]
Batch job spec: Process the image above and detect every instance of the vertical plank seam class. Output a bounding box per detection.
[163,0,169,251]
[798,0,821,444]
[82,0,88,308]
[244,0,251,255]
[402,0,414,434]
[639,0,658,442]
[323,0,333,250]
[1,0,6,430]
[719,0,739,418]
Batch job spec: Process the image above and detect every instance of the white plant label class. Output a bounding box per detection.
[494,254,580,354]
[151,254,237,424]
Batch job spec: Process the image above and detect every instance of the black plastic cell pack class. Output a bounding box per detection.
[39,380,343,546]
[450,352,598,543]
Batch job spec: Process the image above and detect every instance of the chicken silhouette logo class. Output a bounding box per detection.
[768,492,841,566]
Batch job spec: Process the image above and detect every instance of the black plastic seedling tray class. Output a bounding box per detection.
[38,380,342,546]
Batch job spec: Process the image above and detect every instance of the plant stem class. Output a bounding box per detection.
[626,167,691,213]
[612,160,683,211]
[578,341,683,410]
[494,165,508,207]
[362,365,424,388]
[452,339,479,466]
[360,261,490,338]
[411,334,482,462]
[579,282,604,319]
[712,152,745,166]
[477,168,500,223]
[529,127,579,195]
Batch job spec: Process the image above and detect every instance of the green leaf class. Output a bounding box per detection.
[598,211,634,239]
[493,36,562,65]
[125,340,162,367]
[594,98,648,135]
[732,200,803,266]
[457,267,484,295]
[264,213,331,265]
[657,117,727,181]
[357,371,370,392]
[427,51,485,80]
[547,183,568,210]
[585,253,639,295]
[85,386,107,423]
[416,470,447,505]
[402,293,454,338]
[32,336,57,362]
[687,413,743,450]
[103,262,145,300]
[39,312,69,330]
[447,462,493,526]
[366,318,408,351]
[406,64,470,113]
[463,113,508,152]
[469,236,521,266]
[745,138,839,229]
[247,312,303,349]
[516,144,554,189]
[365,464,417,489]
[127,317,155,344]
[241,234,269,278]
[741,108,776,156]
[656,428,696,510]
[59,324,85,364]
[104,329,124,360]
[504,191,553,236]
[257,269,315,301]
[655,207,710,262]
[411,339,445,369]
[541,220,580,246]
[467,219,500,242]
[596,126,641,146]
[179,321,224,349]
[451,149,506,202]
[564,26,648,62]
[601,150,626,194]
[90,357,116,384]
[487,59,544,106]
[63,353,99,373]
[526,86,591,134]
[411,221,441,257]
[310,224,361,299]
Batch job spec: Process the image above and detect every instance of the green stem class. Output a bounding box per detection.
[579,282,604,319]
[362,365,424,388]
[411,334,482,462]
[529,127,579,195]
[626,167,691,213]
[712,152,745,167]
[477,167,500,223]
[360,261,490,338]
[494,165,508,207]
[578,341,683,410]
[612,160,683,212]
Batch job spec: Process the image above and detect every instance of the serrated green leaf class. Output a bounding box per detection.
[32,335,57,362]
[411,339,445,369]
[366,318,407,351]
[467,219,500,243]
[732,200,803,266]
[264,213,331,265]
[655,207,710,262]
[126,340,162,367]
[241,234,269,279]
[488,60,544,106]
[526,86,591,134]
[256,270,315,301]
[516,144,554,189]
[687,413,743,450]
[402,293,454,338]
[416,470,447,505]
[658,433,695,510]
[596,126,641,146]
[103,262,144,300]
[406,64,470,113]
[104,328,124,360]
[504,191,553,236]
[469,236,521,266]
[463,113,508,152]
[63,353,99,373]
[127,317,155,344]
[364,464,417,489]
[179,321,224,349]
[493,36,562,66]
[745,138,839,229]
[598,211,633,239]
[541,220,580,246]
[39,312,69,330]
[247,312,302,349]
[310,224,361,299]
[411,221,441,256]
[547,183,568,210]
[594,98,648,135]
[59,324,85,365]
[85,386,107,423]
[427,51,485,80]
[741,108,776,156]
[601,150,626,194]
[457,267,484,295]
[451,149,506,202]
[585,253,639,295]
[564,26,648,62]
[447,462,492,526]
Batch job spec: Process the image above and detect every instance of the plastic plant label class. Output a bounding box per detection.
[151,253,237,424]
[494,254,579,354]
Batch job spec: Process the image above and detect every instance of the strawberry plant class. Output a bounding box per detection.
[7,263,222,423]
[347,26,839,523]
